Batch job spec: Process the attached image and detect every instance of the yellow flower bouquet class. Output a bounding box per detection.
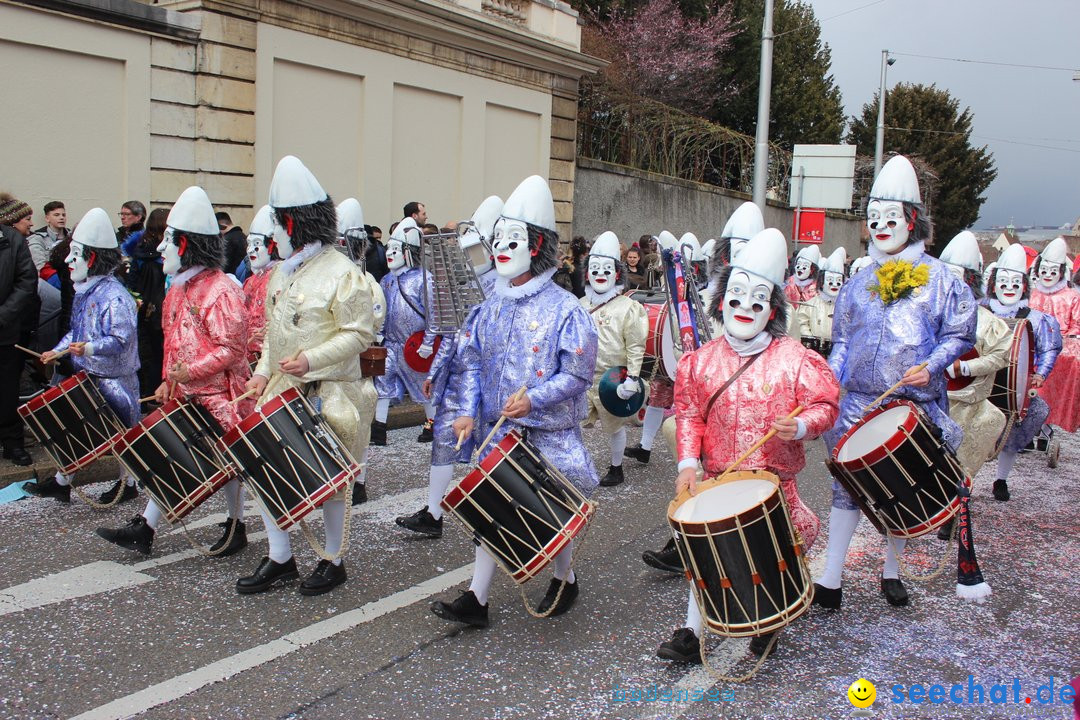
[868,260,930,304]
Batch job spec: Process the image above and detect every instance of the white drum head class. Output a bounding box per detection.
[1013,324,1032,411]
[661,308,681,380]
[672,479,776,523]
[836,404,912,463]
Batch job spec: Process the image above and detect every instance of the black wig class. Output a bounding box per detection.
[177,230,224,272]
[708,265,789,338]
[86,247,123,278]
[902,202,933,246]
[527,223,559,276]
[962,268,984,300]
[273,197,337,250]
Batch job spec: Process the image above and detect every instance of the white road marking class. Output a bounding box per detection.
[70,563,474,720]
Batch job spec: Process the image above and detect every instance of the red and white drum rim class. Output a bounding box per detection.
[223,386,303,446]
[832,400,919,469]
[18,371,91,415]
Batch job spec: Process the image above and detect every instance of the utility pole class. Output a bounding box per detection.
[751,0,774,208]
[873,50,895,178]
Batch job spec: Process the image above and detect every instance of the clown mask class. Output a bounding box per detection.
[492,219,531,279]
[794,257,814,280]
[994,269,1025,306]
[386,239,407,271]
[158,228,183,276]
[867,200,909,255]
[1037,261,1062,289]
[66,242,90,283]
[247,233,273,271]
[821,271,845,299]
[272,215,295,260]
[722,270,774,340]
[588,256,617,294]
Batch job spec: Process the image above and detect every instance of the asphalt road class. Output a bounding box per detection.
[0,420,1076,720]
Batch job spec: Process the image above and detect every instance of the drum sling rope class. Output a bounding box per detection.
[698,628,781,683]
[887,516,955,583]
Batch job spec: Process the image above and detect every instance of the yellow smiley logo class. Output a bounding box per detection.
[847,678,876,708]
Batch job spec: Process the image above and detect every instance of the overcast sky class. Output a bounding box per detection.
[804,0,1079,229]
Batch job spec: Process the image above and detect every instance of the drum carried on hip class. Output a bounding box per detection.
[989,318,1034,421]
[626,289,679,380]
[19,371,125,474]
[441,429,595,583]
[112,398,236,524]
[668,471,813,637]
[223,387,361,530]
[827,400,969,539]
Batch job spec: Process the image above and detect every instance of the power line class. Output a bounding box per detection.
[886,125,1080,154]
[774,0,888,39]
[889,51,1079,74]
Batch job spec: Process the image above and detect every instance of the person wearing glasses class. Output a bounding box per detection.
[115,201,146,244]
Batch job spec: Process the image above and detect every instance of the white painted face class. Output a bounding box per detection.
[867,199,909,255]
[271,215,295,260]
[66,241,90,283]
[588,256,617,293]
[158,228,183,276]
[1038,261,1062,289]
[491,219,531,279]
[722,270,774,340]
[794,257,813,280]
[386,239,406,271]
[247,233,272,270]
[994,269,1025,306]
[821,271,845,299]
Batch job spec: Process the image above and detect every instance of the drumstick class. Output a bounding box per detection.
[138,394,157,403]
[16,345,71,363]
[862,361,930,414]
[715,405,805,481]
[227,387,259,406]
[14,344,41,359]
[477,385,528,456]
[454,428,468,451]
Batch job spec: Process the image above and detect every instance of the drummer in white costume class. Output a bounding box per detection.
[796,247,847,351]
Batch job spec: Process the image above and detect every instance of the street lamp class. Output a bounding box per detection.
[751,0,775,208]
[873,50,896,178]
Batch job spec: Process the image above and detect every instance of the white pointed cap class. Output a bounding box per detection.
[72,208,118,249]
[796,244,821,265]
[391,216,422,248]
[269,155,327,209]
[997,243,1028,274]
[679,232,702,260]
[850,256,873,274]
[731,228,788,287]
[248,205,275,237]
[1041,236,1068,265]
[471,195,504,239]
[501,175,555,233]
[702,238,716,259]
[590,231,621,260]
[721,202,765,241]
[336,198,364,234]
[656,230,679,251]
[167,186,219,235]
[821,247,846,274]
[940,230,982,272]
[870,155,922,204]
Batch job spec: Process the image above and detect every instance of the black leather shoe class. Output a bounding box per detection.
[25,475,71,503]
[370,420,388,446]
[624,444,651,464]
[992,479,1010,501]
[417,419,434,443]
[642,538,683,574]
[599,464,625,487]
[236,556,299,594]
[430,590,489,628]
[96,516,154,555]
[4,446,32,466]
[657,628,702,663]
[351,483,367,505]
[209,519,248,557]
[749,632,778,657]
[881,577,909,607]
[936,518,954,541]
[395,507,443,538]
[537,577,579,616]
[299,559,348,596]
[98,479,138,505]
[811,583,842,609]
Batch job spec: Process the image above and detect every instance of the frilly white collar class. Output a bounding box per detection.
[793,275,814,288]
[723,330,773,357]
[73,275,105,295]
[868,240,926,265]
[1037,278,1068,295]
[494,267,558,300]
[172,266,206,288]
[280,243,325,277]
[990,298,1027,316]
[584,284,624,307]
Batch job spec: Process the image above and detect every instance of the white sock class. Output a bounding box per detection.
[222,478,243,520]
[375,398,390,424]
[641,407,664,451]
[469,545,497,605]
[997,450,1017,480]
[427,464,454,519]
[322,499,346,566]
[817,508,861,589]
[552,541,576,583]
[684,589,702,637]
[882,537,907,580]
[124,471,135,487]
[609,427,627,467]
[261,508,293,563]
[142,500,163,531]
[54,471,72,487]
[422,402,435,421]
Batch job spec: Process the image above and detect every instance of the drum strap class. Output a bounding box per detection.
[396,276,426,321]
[1016,307,1030,320]
[703,352,762,420]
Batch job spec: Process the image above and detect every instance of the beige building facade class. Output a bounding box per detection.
[2,0,599,238]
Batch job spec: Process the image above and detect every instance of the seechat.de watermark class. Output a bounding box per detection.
[889,676,1076,707]
[611,682,735,703]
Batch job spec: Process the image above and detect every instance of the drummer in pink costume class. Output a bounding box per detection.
[657,228,839,665]
[241,205,279,364]
[96,186,253,558]
[784,244,820,304]
[1029,236,1080,432]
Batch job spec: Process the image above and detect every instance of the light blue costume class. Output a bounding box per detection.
[376,267,439,405]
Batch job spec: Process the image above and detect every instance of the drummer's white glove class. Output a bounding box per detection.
[376,333,384,343]
[959,360,971,377]
[793,418,807,441]
[945,360,971,379]
[616,377,639,400]
[82,343,95,357]
[417,343,434,359]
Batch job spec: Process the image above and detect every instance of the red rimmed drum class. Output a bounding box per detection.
[19,371,125,474]
[442,429,595,583]
[223,387,361,530]
[627,290,680,380]
[989,318,1034,421]
[827,400,969,539]
[112,398,236,524]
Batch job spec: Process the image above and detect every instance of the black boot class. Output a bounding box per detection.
[98,479,138,505]
[657,628,701,663]
[3,445,32,466]
[881,577,909,607]
[25,475,71,503]
[351,483,368,505]
[749,632,778,657]
[536,577,579,616]
[299,559,348,596]
[96,516,154,556]
[236,556,300,594]
[623,444,651,464]
[599,464,625,487]
[395,507,443,538]
[430,590,489,628]
[209,519,248,556]
[642,538,683,574]
[811,583,842,609]
[417,419,434,443]
[936,518,955,541]
[992,479,1010,501]
[370,420,388,447]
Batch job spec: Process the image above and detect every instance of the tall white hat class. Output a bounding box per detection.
[72,208,118,249]
[940,230,982,272]
[821,247,847,275]
[721,202,764,241]
[796,244,821,265]
[248,205,275,237]
[869,155,922,204]
[336,198,364,234]
[731,228,788,287]
[1041,236,1068,265]
[167,186,218,236]
[470,195,504,240]
[500,175,555,233]
[656,230,679,251]
[997,243,1028,274]
[850,255,873,274]
[701,238,716,259]
[391,216,422,248]
[269,155,327,209]
[590,231,621,260]
[679,232,702,260]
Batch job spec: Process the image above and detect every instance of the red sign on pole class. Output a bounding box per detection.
[793,208,826,245]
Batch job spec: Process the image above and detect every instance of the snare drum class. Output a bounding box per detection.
[668,472,812,637]
[113,399,236,524]
[441,430,595,583]
[828,400,969,538]
[19,372,125,474]
[989,318,1034,420]
[223,387,361,530]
